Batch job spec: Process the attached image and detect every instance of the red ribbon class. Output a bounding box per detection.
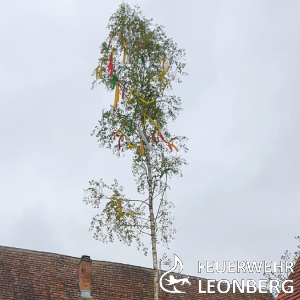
[112,132,122,150]
[159,132,167,143]
[118,81,125,99]
[151,133,157,142]
[108,54,113,77]
[118,136,122,150]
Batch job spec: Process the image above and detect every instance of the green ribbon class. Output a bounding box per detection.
[129,119,133,133]
[111,74,118,89]
[160,168,176,178]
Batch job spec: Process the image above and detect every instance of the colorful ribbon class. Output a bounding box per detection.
[112,130,137,149]
[134,90,156,105]
[139,140,144,155]
[114,83,119,109]
[126,86,134,105]
[108,48,116,78]
[168,142,179,152]
[160,168,176,178]
[144,114,160,129]
[144,114,179,152]
[125,87,156,105]
[118,81,125,99]
[158,56,169,86]
[112,74,118,89]
[95,60,103,79]
[113,79,126,108]
[151,131,157,142]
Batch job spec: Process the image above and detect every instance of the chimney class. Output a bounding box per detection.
[79,255,92,298]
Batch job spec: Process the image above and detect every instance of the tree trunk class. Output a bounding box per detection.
[150,199,159,300]
[145,146,159,300]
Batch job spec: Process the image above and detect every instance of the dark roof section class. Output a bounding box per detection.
[276,256,300,300]
[0,245,273,300]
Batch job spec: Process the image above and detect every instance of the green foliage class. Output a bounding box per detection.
[264,236,300,296]
[84,3,187,255]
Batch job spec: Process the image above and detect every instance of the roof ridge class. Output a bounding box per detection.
[0,244,211,281]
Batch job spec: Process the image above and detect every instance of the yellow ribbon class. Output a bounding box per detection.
[144,114,160,130]
[158,56,169,86]
[126,87,156,105]
[126,86,134,105]
[139,140,144,155]
[134,90,156,104]
[111,48,116,59]
[168,142,179,152]
[143,114,179,152]
[95,60,103,79]
[114,83,119,109]
[115,130,137,149]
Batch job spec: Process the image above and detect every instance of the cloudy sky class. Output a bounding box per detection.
[1,0,300,283]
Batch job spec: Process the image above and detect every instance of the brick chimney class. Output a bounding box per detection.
[79,255,92,298]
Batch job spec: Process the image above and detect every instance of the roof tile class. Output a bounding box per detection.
[0,246,274,300]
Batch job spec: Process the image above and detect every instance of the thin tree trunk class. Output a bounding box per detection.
[145,144,159,300]
[149,198,159,300]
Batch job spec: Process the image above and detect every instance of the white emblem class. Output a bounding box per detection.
[159,254,191,293]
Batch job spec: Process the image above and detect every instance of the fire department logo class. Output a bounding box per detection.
[159,254,191,293]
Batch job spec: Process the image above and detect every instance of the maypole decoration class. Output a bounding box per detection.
[88,6,187,300]
[94,27,180,158]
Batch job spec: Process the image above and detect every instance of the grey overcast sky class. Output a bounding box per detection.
[1,0,300,282]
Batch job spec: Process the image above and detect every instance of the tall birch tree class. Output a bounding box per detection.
[84,4,187,299]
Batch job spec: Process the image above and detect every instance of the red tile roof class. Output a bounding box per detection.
[0,245,273,300]
[276,256,300,300]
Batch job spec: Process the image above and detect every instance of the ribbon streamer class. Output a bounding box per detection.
[118,135,122,150]
[112,78,126,107]
[129,119,133,132]
[158,56,170,86]
[108,48,116,78]
[168,142,179,152]
[125,87,156,105]
[112,130,137,149]
[114,83,119,109]
[139,140,144,155]
[95,60,103,79]
[144,114,179,152]
[160,168,176,178]
[112,74,118,89]
[151,131,157,142]
[144,114,160,130]
[158,132,167,143]
[134,90,156,105]
[118,81,126,99]
[126,86,134,105]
